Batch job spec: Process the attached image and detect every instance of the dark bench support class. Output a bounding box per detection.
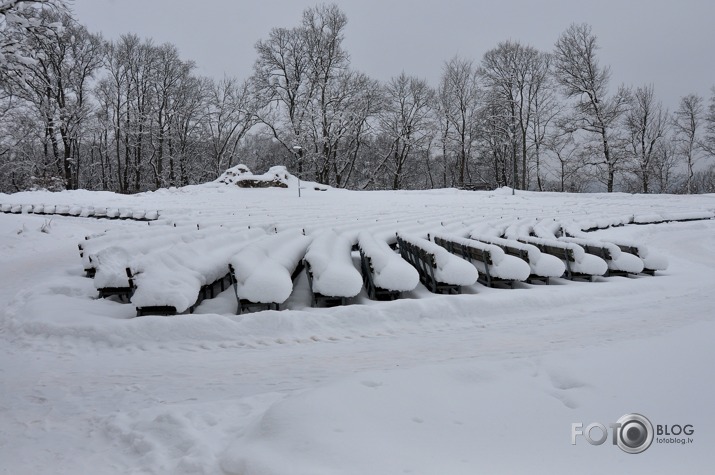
[136,305,178,317]
[98,286,133,301]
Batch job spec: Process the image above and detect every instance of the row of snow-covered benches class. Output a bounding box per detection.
[78,220,669,317]
[1,203,159,221]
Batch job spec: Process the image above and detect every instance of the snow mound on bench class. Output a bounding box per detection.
[131,228,264,313]
[522,236,608,277]
[470,234,566,278]
[358,232,419,292]
[434,233,531,281]
[606,238,669,271]
[230,232,311,304]
[560,236,645,274]
[304,230,363,298]
[398,233,478,286]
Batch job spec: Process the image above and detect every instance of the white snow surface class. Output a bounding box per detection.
[304,230,363,298]
[1,184,714,474]
[398,233,479,285]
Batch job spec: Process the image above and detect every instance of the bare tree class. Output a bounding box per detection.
[672,93,703,194]
[171,74,208,186]
[481,41,553,190]
[702,88,715,162]
[651,139,678,193]
[625,84,667,193]
[438,56,481,187]
[553,23,629,192]
[253,25,312,159]
[528,54,560,191]
[204,76,256,177]
[3,9,102,189]
[375,72,434,189]
[544,126,585,192]
[147,43,196,188]
[252,4,381,187]
[0,0,67,73]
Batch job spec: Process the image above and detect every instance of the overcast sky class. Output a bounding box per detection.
[70,0,714,110]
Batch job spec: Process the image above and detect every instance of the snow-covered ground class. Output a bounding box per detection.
[1,183,714,474]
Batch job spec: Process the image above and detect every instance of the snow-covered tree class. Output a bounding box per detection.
[553,23,630,192]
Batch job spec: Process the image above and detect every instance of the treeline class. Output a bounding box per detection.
[1,1,715,194]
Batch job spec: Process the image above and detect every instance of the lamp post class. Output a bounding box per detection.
[292,145,303,198]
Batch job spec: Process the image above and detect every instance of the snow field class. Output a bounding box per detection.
[357,231,419,292]
[1,186,715,474]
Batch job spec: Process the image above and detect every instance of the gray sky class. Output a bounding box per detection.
[70,0,714,110]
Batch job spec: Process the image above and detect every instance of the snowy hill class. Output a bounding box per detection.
[1,183,714,474]
[215,164,330,191]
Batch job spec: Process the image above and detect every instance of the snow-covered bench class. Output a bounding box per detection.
[432,234,530,288]
[357,232,419,300]
[468,234,566,285]
[303,230,363,307]
[396,233,478,294]
[228,231,311,313]
[2,203,159,221]
[130,228,265,316]
[81,224,211,284]
[612,241,668,275]
[519,237,608,281]
[559,237,644,277]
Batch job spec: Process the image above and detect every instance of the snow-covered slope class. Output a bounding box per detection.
[1,183,714,474]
